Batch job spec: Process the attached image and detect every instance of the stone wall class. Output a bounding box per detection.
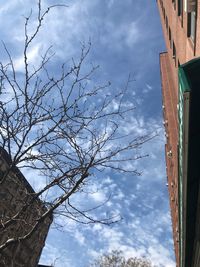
[0,147,52,267]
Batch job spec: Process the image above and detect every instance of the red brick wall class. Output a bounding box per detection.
[157,1,200,267]
[158,0,200,87]
[160,52,179,267]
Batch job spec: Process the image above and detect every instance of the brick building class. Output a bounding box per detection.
[0,147,52,267]
[157,1,200,267]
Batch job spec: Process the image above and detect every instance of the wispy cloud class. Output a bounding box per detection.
[0,1,173,267]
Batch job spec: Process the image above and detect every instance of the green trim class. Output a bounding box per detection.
[178,67,191,93]
[177,57,200,267]
[178,78,190,267]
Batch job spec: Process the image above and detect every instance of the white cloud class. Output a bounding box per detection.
[40,243,72,267]
[142,83,153,94]
[101,227,124,244]
[102,176,113,185]
[113,190,124,200]
[87,248,103,260]
[14,44,41,72]
[107,0,115,9]
[148,245,175,267]
[21,167,46,192]
[90,191,106,202]
[74,230,86,246]
[93,224,103,232]
[125,22,140,47]
[1,2,175,267]
[85,214,175,266]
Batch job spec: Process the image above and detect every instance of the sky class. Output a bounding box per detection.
[0,1,175,267]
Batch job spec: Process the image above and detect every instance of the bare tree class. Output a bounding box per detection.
[0,0,153,259]
[88,250,157,267]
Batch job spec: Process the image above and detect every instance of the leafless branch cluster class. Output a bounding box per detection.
[0,0,153,257]
[88,250,157,267]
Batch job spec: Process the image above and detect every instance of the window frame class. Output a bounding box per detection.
[187,11,197,42]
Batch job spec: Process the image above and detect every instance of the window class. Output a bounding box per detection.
[169,27,172,48]
[187,0,197,42]
[172,41,176,65]
[188,11,196,41]
[178,0,183,16]
[166,16,168,30]
[172,0,176,9]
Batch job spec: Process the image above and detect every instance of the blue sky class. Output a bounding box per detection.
[0,1,175,266]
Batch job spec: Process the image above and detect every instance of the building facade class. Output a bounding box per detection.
[0,147,52,267]
[157,1,200,267]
